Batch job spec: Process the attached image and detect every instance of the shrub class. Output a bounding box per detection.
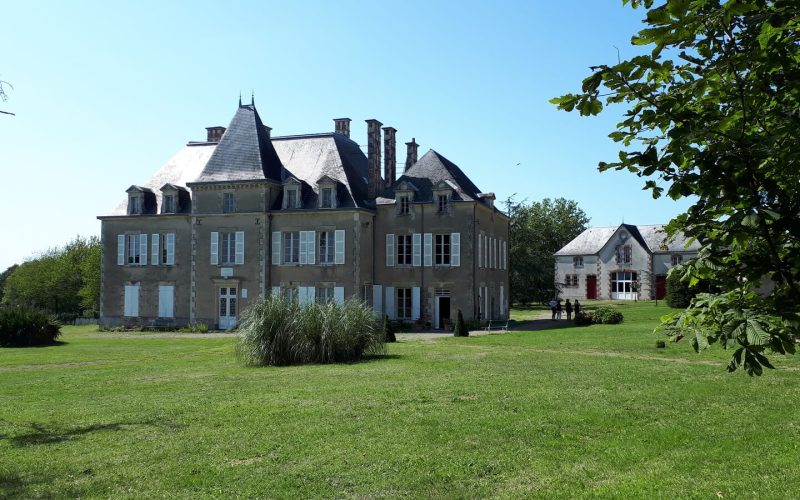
[656,340,666,349]
[573,312,593,326]
[592,306,624,325]
[179,322,209,333]
[0,307,61,347]
[235,296,384,366]
[383,315,396,343]
[665,269,694,308]
[453,310,468,337]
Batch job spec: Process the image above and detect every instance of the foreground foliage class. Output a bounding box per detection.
[235,296,384,366]
[552,0,800,373]
[0,306,61,347]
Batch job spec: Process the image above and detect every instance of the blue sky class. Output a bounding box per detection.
[0,0,691,271]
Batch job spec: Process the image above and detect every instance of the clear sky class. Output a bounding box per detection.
[0,0,691,271]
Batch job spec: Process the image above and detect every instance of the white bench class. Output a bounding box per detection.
[485,320,510,332]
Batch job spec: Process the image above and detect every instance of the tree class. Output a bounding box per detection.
[507,197,589,305]
[551,0,800,374]
[0,264,18,302]
[0,78,14,116]
[453,309,468,337]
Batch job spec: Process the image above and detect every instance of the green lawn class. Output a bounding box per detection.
[2,302,800,498]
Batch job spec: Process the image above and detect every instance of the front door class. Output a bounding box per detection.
[586,275,597,299]
[656,275,666,300]
[437,297,451,330]
[219,287,238,330]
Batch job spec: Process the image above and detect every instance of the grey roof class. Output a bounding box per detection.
[555,223,700,256]
[389,149,482,202]
[193,104,283,183]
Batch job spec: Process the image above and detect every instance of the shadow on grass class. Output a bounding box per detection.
[512,319,585,332]
[3,418,184,448]
[0,340,68,349]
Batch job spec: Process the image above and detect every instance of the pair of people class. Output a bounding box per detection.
[549,298,564,320]
[551,298,582,321]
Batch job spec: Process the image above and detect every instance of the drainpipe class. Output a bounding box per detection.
[472,202,477,320]
[267,213,273,293]
[420,201,425,324]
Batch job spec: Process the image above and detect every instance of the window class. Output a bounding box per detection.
[573,256,584,268]
[397,288,412,319]
[565,274,579,287]
[127,235,143,264]
[320,188,333,208]
[615,245,632,264]
[128,196,141,215]
[610,271,638,293]
[223,193,234,213]
[285,188,298,209]
[317,286,334,304]
[162,195,175,214]
[283,231,300,264]
[437,194,448,213]
[220,287,237,317]
[397,235,412,265]
[671,254,683,266]
[281,286,298,302]
[435,234,451,265]
[399,196,410,215]
[319,231,334,264]
[220,232,236,265]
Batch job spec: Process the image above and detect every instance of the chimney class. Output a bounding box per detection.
[334,118,351,138]
[405,138,419,172]
[366,119,383,199]
[206,126,226,143]
[262,125,272,138]
[383,126,397,187]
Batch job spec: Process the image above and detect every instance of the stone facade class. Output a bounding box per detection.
[98,102,509,329]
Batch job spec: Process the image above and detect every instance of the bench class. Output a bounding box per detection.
[484,320,510,332]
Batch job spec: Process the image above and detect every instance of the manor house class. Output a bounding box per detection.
[99,100,509,329]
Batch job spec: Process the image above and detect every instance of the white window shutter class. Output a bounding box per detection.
[298,286,307,305]
[372,284,383,317]
[117,235,125,265]
[307,286,316,303]
[412,233,421,267]
[151,234,159,265]
[271,231,281,265]
[335,229,345,264]
[334,286,345,304]
[210,231,219,265]
[307,231,316,265]
[271,286,280,296]
[124,285,139,317]
[500,285,505,318]
[299,231,308,265]
[385,287,395,320]
[423,233,432,267]
[139,234,148,266]
[451,232,460,267]
[159,285,174,318]
[478,234,482,269]
[412,287,420,320]
[386,234,395,267]
[166,233,175,265]
[235,231,244,264]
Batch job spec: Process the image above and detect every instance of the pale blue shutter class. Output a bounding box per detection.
[271,231,281,265]
[158,285,174,318]
[271,286,280,296]
[335,230,345,264]
[299,231,308,265]
[151,234,160,265]
[334,286,345,304]
[372,285,383,317]
[166,233,175,265]
[423,233,432,267]
[139,234,148,266]
[412,287,420,320]
[386,234,395,267]
[307,231,316,265]
[235,231,244,264]
[210,232,219,265]
[412,233,421,267]
[451,233,460,267]
[385,287,395,320]
[478,234,482,269]
[117,235,125,265]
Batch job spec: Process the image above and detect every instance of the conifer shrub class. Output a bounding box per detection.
[383,315,396,343]
[235,295,384,366]
[453,310,468,337]
[591,306,624,325]
[0,307,61,347]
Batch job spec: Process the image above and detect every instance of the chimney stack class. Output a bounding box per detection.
[206,126,226,143]
[262,125,272,138]
[366,119,383,199]
[405,138,419,172]
[383,126,397,188]
[334,118,351,138]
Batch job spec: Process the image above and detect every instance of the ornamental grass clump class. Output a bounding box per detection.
[0,307,61,347]
[236,295,384,366]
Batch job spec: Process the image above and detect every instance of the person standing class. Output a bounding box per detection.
[549,298,557,320]
[574,300,582,316]
[565,299,573,321]
[556,299,563,320]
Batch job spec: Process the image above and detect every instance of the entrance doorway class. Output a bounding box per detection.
[219,287,238,329]
[656,275,666,300]
[434,289,451,330]
[586,275,597,299]
[610,271,638,300]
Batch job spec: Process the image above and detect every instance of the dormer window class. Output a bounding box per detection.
[399,195,410,215]
[163,195,175,214]
[573,256,584,268]
[437,194,449,213]
[223,193,235,213]
[283,188,298,209]
[321,188,333,208]
[128,196,142,215]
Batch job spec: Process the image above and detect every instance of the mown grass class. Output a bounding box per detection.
[2,303,800,498]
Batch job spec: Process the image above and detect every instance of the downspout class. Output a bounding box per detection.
[420,201,425,324]
[267,213,273,293]
[472,202,477,320]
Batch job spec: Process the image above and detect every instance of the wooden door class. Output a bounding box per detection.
[656,275,667,300]
[586,275,597,299]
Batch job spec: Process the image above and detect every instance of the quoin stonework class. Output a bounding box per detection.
[98,100,509,329]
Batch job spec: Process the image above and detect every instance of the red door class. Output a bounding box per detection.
[586,275,597,299]
[656,275,667,300]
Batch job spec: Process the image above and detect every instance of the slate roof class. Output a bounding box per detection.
[387,149,483,202]
[555,224,700,256]
[193,104,283,183]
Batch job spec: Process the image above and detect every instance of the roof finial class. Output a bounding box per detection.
[251,90,255,106]
[238,92,242,107]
